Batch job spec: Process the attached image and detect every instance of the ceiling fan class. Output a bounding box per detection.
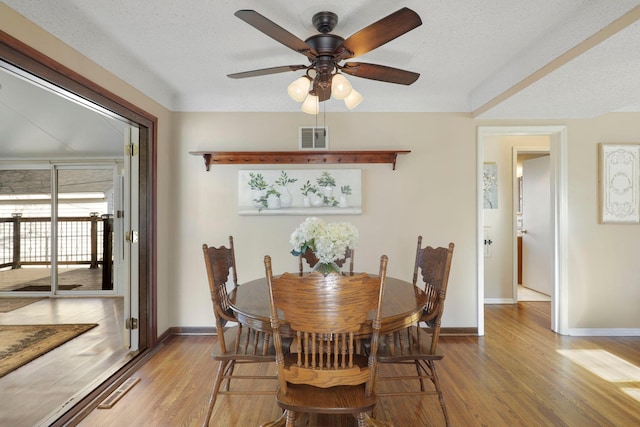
[227,7,422,112]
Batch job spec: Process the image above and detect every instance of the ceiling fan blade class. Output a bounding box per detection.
[341,62,420,85]
[227,65,308,79]
[235,10,318,59]
[337,8,422,59]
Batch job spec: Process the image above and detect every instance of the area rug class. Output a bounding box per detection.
[0,323,98,378]
[0,298,44,313]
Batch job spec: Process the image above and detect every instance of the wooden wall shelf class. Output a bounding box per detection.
[190,150,410,171]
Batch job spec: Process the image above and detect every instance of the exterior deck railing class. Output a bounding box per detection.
[0,213,113,289]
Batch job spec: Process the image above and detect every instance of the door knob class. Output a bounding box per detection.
[521,229,528,234]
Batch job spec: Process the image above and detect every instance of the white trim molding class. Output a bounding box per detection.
[566,328,640,337]
[484,298,515,304]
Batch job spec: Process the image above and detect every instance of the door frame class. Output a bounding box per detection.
[0,29,157,423]
[122,126,140,350]
[477,125,568,335]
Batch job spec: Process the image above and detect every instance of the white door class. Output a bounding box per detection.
[122,126,140,350]
[521,156,552,295]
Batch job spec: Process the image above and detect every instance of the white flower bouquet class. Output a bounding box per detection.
[290,217,359,265]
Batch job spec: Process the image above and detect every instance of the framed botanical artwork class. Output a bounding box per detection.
[598,143,640,224]
[238,169,362,215]
[483,162,498,209]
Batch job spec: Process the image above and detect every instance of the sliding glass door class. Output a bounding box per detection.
[55,166,118,293]
[0,168,52,292]
[0,164,120,295]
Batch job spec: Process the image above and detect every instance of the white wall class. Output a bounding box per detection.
[172,112,478,329]
[564,114,640,330]
[4,5,640,334]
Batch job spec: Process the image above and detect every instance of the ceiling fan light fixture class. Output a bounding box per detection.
[344,89,363,110]
[231,9,423,112]
[331,73,352,99]
[301,93,319,115]
[287,76,311,102]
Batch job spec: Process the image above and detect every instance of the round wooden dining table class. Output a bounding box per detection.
[229,275,428,335]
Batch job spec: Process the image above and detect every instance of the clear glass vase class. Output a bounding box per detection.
[312,261,342,276]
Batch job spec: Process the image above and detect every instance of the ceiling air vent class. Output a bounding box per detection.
[299,126,328,150]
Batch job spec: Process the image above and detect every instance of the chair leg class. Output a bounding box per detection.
[223,360,236,391]
[414,360,426,391]
[203,360,229,427]
[356,412,391,427]
[427,360,450,427]
[285,410,296,427]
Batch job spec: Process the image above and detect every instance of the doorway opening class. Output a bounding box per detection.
[477,126,568,336]
[0,30,156,425]
[514,147,551,303]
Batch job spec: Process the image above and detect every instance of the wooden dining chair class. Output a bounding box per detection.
[298,246,355,275]
[261,255,391,427]
[375,237,455,427]
[202,237,278,427]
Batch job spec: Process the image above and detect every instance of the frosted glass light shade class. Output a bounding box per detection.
[331,74,352,99]
[301,93,319,114]
[344,89,363,110]
[287,76,311,102]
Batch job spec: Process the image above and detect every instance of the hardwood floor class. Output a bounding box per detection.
[517,284,551,301]
[79,302,640,427]
[0,297,130,427]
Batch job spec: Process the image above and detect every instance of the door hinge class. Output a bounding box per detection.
[125,230,138,243]
[126,317,138,330]
[125,144,139,156]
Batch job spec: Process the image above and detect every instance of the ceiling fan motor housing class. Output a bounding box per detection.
[312,11,338,33]
[305,33,345,90]
[305,33,345,55]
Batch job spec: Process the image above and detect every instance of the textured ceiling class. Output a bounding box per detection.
[2,0,640,119]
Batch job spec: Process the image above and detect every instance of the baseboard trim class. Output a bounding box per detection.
[440,327,478,336]
[566,328,640,337]
[167,326,217,336]
[484,298,515,304]
[157,328,173,343]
